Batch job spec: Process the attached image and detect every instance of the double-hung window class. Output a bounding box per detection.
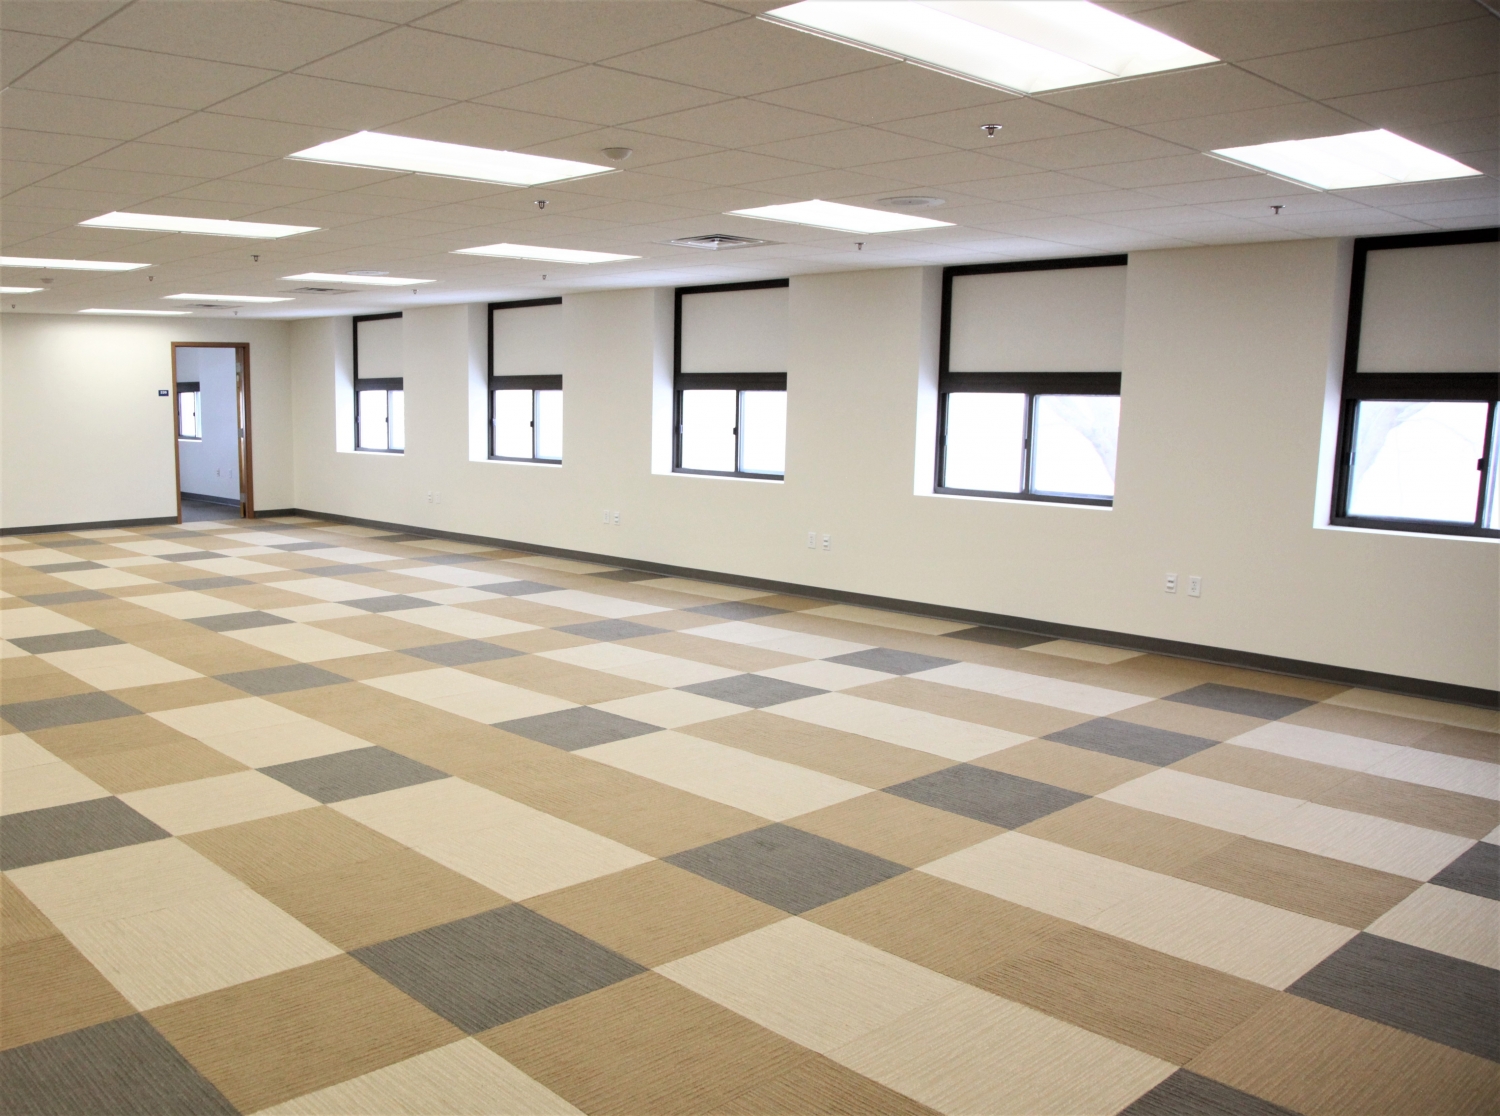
[937,256,1126,505]
[176,381,201,439]
[489,298,563,464]
[1332,228,1499,538]
[354,312,404,453]
[674,280,788,480]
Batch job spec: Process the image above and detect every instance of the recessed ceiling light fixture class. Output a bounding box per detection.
[163,293,294,303]
[1,256,149,271]
[79,212,318,238]
[1209,129,1483,190]
[286,131,615,186]
[728,199,954,233]
[761,1,1217,94]
[78,308,190,316]
[453,243,639,264]
[0,287,44,294]
[281,273,435,286]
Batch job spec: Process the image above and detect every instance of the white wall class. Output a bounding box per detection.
[0,315,294,528]
[175,346,239,501]
[288,240,1497,692]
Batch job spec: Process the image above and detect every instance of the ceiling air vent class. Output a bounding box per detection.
[282,286,352,294]
[669,233,776,251]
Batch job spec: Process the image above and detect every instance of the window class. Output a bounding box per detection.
[354,312,404,452]
[937,256,1126,505]
[489,298,563,463]
[674,280,788,479]
[1332,228,1499,538]
[176,381,201,439]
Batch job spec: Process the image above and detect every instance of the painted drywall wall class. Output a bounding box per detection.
[0,315,294,528]
[287,239,1497,691]
[175,346,239,502]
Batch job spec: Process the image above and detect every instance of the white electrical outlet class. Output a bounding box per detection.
[1165,572,1178,593]
[433,491,441,504]
[1188,575,1202,598]
[822,534,832,551]
[602,510,610,524]
[613,511,621,526]
[806,531,816,549]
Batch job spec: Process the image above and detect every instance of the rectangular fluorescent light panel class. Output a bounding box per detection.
[729,200,953,233]
[282,273,435,286]
[0,287,43,294]
[1,256,148,271]
[79,309,190,316]
[80,212,317,238]
[454,243,639,264]
[164,293,293,303]
[763,1,1216,94]
[1210,129,1484,190]
[287,132,615,186]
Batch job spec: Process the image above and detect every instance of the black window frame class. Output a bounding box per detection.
[673,279,789,481]
[1331,227,1500,540]
[353,311,404,454]
[488,298,564,465]
[936,255,1126,507]
[175,380,202,440]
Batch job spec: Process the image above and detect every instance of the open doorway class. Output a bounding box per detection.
[172,342,254,524]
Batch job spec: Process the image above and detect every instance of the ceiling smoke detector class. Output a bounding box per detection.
[669,233,776,251]
[879,196,945,209]
[601,147,634,161]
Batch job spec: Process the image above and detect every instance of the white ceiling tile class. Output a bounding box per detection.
[993,129,1195,171]
[535,166,710,201]
[84,1,390,71]
[384,101,594,150]
[210,73,452,130]
[1199,191,1375,219]
[1328,176,1500,207]
[282,1,452,23]
[15,42,279,110]
[1,30,68,87]
[1020,188,1185,216]
[1239,18,1499,101]
[1326,75,1500,131]
[949,171,1119,203]
[479,65,729,126]
[300,26,577,100]
[604,17,887,97]
[81,142,271,179]
[1,160,68,193]
[6,182,165,214]
[414,1,744,63]
[1398,116,1500,160]
[35,164,202,200]
[1038,65,1306,126]
[354,176,515,204]
[851,150,1039,187]
[1378,197,1500,222]
[136,112,344,156]
[1,128,119,164]
[1135,100,1365,150]
[748,127,953,170]
[1125,1,1480,64]
[739,169,917,201]
[1136,175,1325,205]
[227,158,405,191]
[169,180,333,209]
[1,89,190,141]
[518,128,721,171]
[631,99,848,148]
[640,149,823,187]
[0,1,125,37]
[753,62,1006,126]
[1069,153,1258,189]
[881,99,1112,150]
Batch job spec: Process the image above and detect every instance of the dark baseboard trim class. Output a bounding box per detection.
[251,508,296,519]
[1,515,177,536]
[278,507,1500,710]
[180,491,241,507]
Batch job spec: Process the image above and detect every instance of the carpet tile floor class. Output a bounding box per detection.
[0,514,1496,1115]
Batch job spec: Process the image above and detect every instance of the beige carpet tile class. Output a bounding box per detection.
[970,737,1157,795]
[0,933,136,1050]
[1310,770,1500,838]
[1019,797,1241,875]
[181,806,408,891]
[787,792,1003,869]
[146,955,464,1114]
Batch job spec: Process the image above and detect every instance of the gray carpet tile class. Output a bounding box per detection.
[0,797,169,870]
[260,746,447,804]
[190,611,293,633]
[555,619,665,642]
[497,706,659,751]
[885,765,1088,828]
[1120,1070,1298,1116]
[21,590,110,605]
[8,629,124,655]
[1429,842,1499,901]
[168,576,251,590]
[1164,683,1317,720]
[678,673,826,708]
[685,600,787,620]
[472,580,557,596]
[404,640,524,666]
[1047,717,1218,767]
[352,905,641,1033]
[215,664,349,696]
[1,692,139,733]
[346,594,434,613]
[826,647,956,675]
[946,626,1052,648]
[668,824,907,914]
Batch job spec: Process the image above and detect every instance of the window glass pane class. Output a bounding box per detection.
[358,388,388,451]
[739,390,786,475]
[1347,400,1487,523]
[943,392,1024,492]
[1031,394,1119,499]
[388,390,404,452]
[1488,412,1500,530]
[680,389,737,472]
[535,389,563,461]
[178,392,199,438]
[492,389,532,458]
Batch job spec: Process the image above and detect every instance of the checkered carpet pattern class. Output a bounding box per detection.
[1,515,1496,1115]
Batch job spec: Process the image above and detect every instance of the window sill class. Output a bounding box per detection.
[924,489,1111,510]
[341,448,405,456]
[483,457,561,468]
[1319,519,1498,542]
[669,469,784,484]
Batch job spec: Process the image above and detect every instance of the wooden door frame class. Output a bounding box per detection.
[170,342,254,523]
